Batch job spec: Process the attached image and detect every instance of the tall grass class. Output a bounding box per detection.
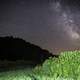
[0,50,80,80]
[33,50,80,80]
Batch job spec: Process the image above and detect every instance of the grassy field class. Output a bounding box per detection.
[0,50,80,80]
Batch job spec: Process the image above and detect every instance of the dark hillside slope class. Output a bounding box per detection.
[0,36,58,65]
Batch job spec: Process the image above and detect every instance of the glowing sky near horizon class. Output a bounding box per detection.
[0,0,80,54]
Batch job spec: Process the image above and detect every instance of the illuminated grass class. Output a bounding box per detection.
[33,50,80,80]
[0,50,80,80]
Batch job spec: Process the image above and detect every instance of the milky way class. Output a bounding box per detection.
[50,0,80,48]
[0,0,80,54]
[61,2,79,40]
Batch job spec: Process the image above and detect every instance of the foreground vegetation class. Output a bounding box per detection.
[0,50,80,80]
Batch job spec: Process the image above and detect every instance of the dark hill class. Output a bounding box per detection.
[0,36,57,65]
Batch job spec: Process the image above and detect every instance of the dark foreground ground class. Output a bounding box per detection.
[0,60,36,72]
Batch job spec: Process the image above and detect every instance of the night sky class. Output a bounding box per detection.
[0,0,80,54]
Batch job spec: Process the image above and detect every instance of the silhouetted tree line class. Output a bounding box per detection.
[0,36,58,65]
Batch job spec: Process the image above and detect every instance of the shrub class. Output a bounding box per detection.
[33,50,80,80]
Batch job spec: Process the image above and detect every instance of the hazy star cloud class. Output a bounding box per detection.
[50,0,62,12]
[50,0,80,48]
[62,11,80,40]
